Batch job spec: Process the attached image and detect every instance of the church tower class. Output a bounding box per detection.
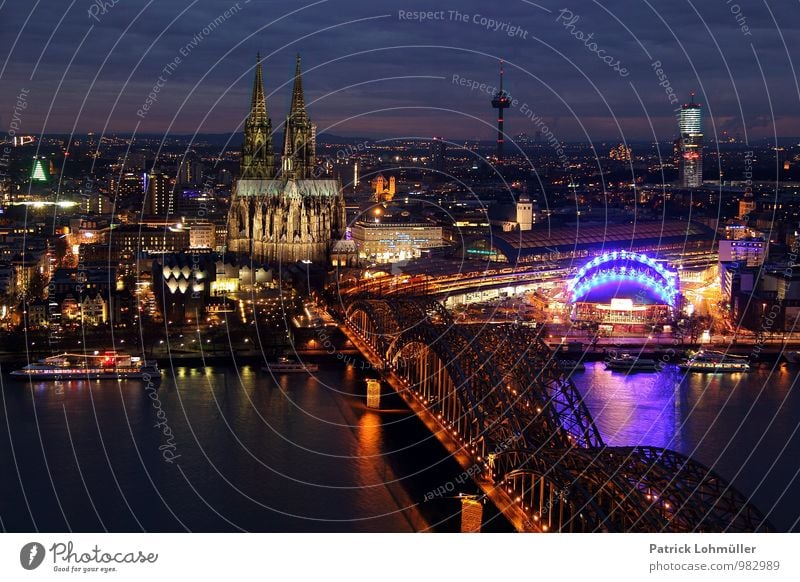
[281,54,316,179]
[240,54,274,179]
[227,53,346,265]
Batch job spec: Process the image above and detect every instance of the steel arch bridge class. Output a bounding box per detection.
[344,297,772,533]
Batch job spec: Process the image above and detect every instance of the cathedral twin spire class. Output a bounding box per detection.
[240,53,316,181]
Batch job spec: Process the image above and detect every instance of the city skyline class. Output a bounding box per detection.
[2,0,800,555]
[1,1,799,141]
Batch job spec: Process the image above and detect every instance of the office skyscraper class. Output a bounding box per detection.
[430,137,446,174]
[679,93,703,188]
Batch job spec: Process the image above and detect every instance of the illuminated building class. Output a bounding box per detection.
[470,220,716,267]
[609,143,632,161]
[153,253,274,319]
[491,60,511,160]
[144,172,174,216]
[109,224,189,259]
[371,174,395,202]
[351,207,445,264]
[30,157,49,182]
[739,189,756,219]
[718,239,767,267]
[79,191,112,214]
[281,55,315,180]
[330,239,358,268]
[25,300,48,328]
[80,293,108,325]
[679,93,703,188]
[188,222,215,249]
[177,157,204,186]
[153,253,213,320]
[516,196,533,231]
[227,54,346,264]
[568,251,679,324]
[488,196,534,232]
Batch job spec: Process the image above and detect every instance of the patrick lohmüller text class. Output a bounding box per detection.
[650,543,756,554]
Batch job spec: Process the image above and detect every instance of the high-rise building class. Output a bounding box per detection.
[679,93,703,188]
[114,172,145,199]
[430,136,446,174]
[227,54,345,264]
[177,156,204,186]
[145,172,174,216]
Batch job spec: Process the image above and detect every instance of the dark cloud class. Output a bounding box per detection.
[1,0,799,141]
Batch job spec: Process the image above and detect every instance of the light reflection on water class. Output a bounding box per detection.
[0,361,439,532]
[572,362,800,531]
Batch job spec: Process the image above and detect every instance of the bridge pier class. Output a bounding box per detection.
[338,297,773,533]
[339,322,535,533]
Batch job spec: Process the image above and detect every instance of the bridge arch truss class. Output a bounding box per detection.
[343,297,772,532]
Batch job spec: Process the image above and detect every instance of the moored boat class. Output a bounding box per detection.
[557,359,586,373]
[784,351,800,364]
[679,350,750,373]
[605,353,661,372]
[262,356,319,374]
[11,352,160,381]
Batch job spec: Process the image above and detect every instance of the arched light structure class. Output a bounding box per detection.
[341,297,772,532]
[569,251,679,307]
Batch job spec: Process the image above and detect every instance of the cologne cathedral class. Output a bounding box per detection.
[226,54,346,264]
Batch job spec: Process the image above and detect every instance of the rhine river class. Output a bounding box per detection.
[1,356,798,532]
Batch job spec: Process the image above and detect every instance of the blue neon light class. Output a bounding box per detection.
[569,252,679,307]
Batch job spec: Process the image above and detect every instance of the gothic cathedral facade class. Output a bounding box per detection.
[227,55,346,264]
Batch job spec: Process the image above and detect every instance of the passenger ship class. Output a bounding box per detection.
[678,350,750,373]
[262,356,319,374]
[11,352,161,380]
[605,353,661,372]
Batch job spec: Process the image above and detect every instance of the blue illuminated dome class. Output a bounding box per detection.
[569,251,679,307]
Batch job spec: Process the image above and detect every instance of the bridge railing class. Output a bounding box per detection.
[341,296,774,532]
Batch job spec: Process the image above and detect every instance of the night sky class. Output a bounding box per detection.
[0,0,798,142]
